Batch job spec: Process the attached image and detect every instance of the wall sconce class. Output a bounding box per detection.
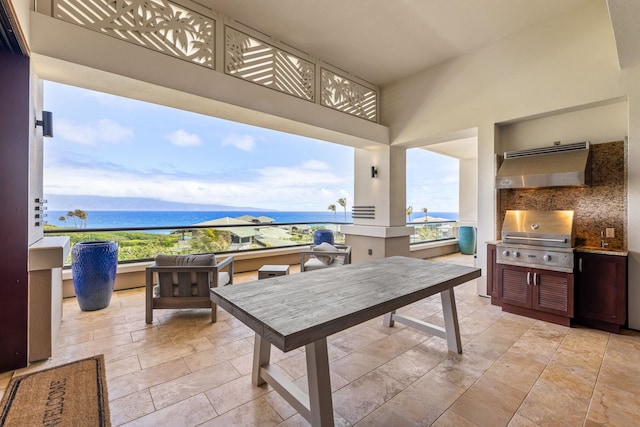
[35,111,53,138]
[371,166,378,178]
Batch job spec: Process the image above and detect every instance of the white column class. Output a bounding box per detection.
[342,146,414,262]
[476,124,498,296]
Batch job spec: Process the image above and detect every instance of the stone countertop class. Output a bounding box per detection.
[487,241,628,256]
[575,246,628,256]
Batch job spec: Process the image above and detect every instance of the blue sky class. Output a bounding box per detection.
[43,81,459,212]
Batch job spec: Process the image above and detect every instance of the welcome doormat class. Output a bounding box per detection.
[0,355,110,426]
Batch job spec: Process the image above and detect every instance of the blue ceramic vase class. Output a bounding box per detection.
[71,241,118,311]
[313,229,335,245]
[458,226,477,255]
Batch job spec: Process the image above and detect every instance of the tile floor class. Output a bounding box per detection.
[2,254,640,426]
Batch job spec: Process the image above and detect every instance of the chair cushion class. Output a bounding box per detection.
[155,254,216,284]
[155,253,216,266]
[153,272,232,297]
[312,242,338,265]
[304,258,332,271]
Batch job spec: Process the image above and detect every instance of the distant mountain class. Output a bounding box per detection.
[44,194,269,211]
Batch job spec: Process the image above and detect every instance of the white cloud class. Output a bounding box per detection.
[222,134,255,151]
[44,160,353,211]
[97,119,135,143]
[55,118,133,145]
[166,129,203,147]
[301,159,330,170]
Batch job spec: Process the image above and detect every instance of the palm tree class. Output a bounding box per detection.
[327,204,337,222]
[74,209,88,228]
[66,210,78,228]
[422,207,428,222]
[67,209,88,228]
[337,198,347,222]
[406,206,413,223]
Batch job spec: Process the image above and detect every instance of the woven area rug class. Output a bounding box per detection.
[0,355,110,426]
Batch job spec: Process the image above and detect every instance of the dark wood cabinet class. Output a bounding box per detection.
[574,252,627,333]
[497,263,574,326]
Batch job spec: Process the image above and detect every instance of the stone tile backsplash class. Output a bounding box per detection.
[498,141,626,249]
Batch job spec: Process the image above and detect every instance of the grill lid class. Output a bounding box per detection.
[501,210,575,248]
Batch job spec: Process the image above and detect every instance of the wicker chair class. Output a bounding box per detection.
[145,253,234,323]
[299,243,352,272]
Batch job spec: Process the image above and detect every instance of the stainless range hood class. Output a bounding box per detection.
[496,141,591,189]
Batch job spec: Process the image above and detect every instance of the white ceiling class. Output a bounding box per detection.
[202,0,592,86]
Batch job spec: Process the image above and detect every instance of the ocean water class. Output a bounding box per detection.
[47,210,459,229]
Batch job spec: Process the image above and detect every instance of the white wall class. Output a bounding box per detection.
[458,156,478,225]
[499,101,628,152]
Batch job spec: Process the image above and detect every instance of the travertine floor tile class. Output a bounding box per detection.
[431,349,494,389]
[149,360,241,409]
[482,351,545,394]
[432,410,481,426]
[358,371,466,426]
[198,397,283,426]
[182,338,253,372]
[332,370,405,424]
[585,382,640,426]
[109,389,155,426]
[121,393,217,427]
[137,336,214,369]
[450,375,526,427]
[108,358,191,400]
[516,378,589,426]
[205,374,271,415]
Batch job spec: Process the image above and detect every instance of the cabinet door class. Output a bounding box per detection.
[575,253,627,324]
[497,264,531,308]
[532,269,574,317]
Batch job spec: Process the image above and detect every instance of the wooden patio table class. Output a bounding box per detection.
[211,256,481,426]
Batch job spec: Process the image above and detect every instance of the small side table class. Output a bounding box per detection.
[258,264,290,280]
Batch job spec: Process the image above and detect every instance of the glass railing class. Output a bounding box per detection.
[408,220,458,244]
[45,220,458,266]
[45,222,346,266]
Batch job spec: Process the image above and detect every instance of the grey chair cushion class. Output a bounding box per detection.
[303,258,332,271]
[312,242,338,265]
[155,254,216,284]
[153,271,230,297]
[155,253,216,266]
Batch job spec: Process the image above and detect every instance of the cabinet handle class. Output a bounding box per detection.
[533,272,538,285]
[527,271,531,285]
[578,258,582,273]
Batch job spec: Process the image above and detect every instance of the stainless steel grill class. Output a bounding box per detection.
[496,210,575,273]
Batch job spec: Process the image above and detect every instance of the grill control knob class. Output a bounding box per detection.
[513,251,521,258]
[502,250,510,257]
[543,254,552,262]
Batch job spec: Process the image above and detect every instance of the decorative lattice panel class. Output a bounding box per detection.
[320,69,377,122]
[53,0,214,67]
[225,27,314,101]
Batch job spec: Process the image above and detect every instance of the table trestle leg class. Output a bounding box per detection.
[440,287,462,353]
[251,334,335,427]
[252,333,271,386]
[305,339,335,427]
[382,288,463,353]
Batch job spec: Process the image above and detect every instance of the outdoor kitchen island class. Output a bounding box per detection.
[211,256,481,427]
